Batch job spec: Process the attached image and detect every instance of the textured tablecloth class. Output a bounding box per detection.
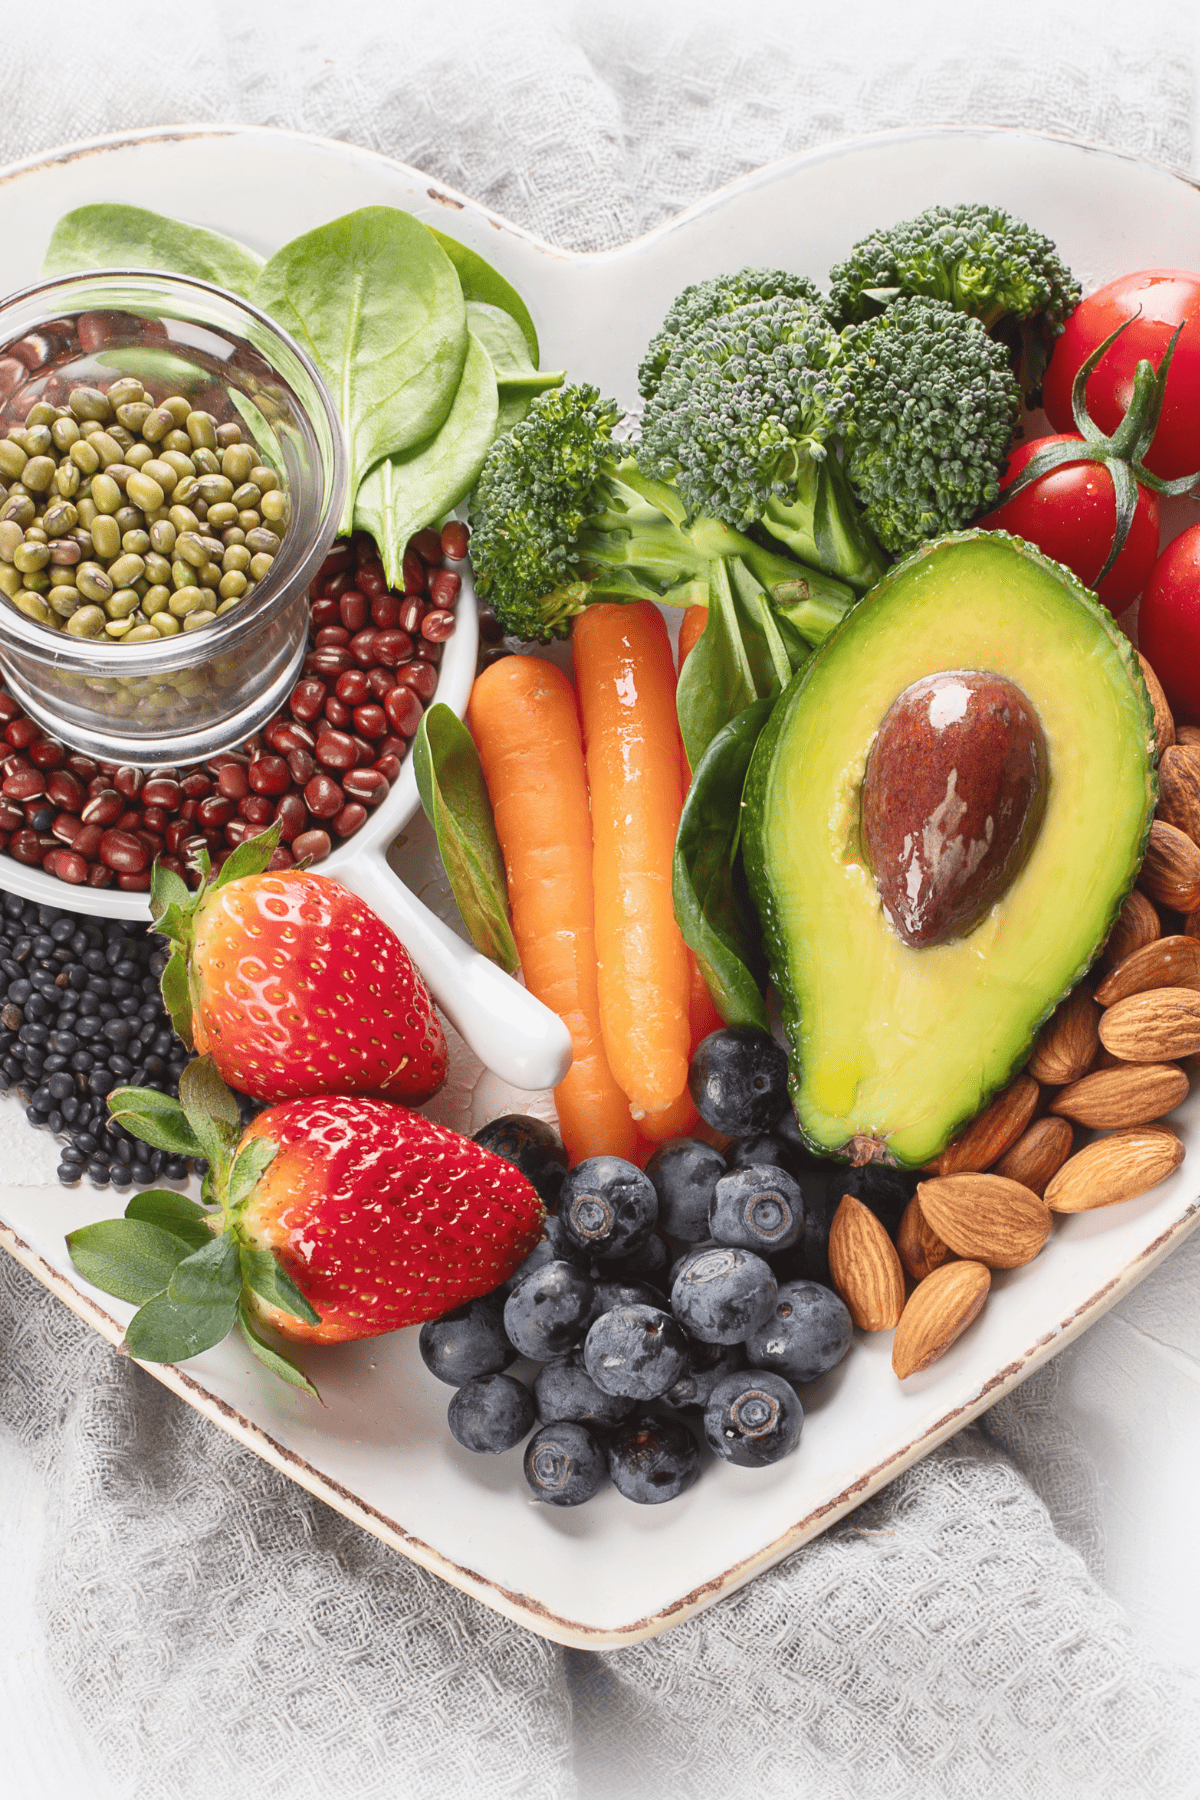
[3,3,1200,1795]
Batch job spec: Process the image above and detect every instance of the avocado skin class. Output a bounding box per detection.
[741,529,1157,1168]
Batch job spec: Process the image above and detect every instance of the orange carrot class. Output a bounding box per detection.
[467,656,638,1164]
[678,603,709,670]
[574,602,691,1115]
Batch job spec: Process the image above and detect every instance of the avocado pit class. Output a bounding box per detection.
[862,670,1048,947]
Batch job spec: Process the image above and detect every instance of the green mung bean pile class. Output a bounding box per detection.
[0,377,288,644]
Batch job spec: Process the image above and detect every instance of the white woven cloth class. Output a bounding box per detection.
[3,4,1200,1796]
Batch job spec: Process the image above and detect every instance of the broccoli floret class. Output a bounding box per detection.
[840,295,1020,555]
[828,202,1080,400]
[638,267,828,402]
[638,294,886,591]
[468,382,852,643]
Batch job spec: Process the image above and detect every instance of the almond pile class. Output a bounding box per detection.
[829,652,1194,1384]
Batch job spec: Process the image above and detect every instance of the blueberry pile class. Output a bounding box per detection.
[0,892,191,1188]
[421,1028,908,1509]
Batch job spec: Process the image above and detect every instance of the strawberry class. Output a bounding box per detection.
[66,1058,544,1395]
[151,824,447,1105]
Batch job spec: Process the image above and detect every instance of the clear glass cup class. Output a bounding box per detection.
[0,270,346,766]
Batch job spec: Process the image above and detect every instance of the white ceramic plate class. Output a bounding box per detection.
[1,123,1199,1649]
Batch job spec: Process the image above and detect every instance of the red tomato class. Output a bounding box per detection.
[1138,526,1200,720]
[977,435,1160,614]
[1043,270,1200,480]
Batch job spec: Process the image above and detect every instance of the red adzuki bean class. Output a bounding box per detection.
[304,774,344,819]
[292,828,332,862]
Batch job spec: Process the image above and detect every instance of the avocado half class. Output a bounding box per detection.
[741,530,1157,1168]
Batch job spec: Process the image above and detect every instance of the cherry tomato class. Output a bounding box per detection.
[1043,270,1200,480]
[976,434,1160,614]
[1138,526,1200,720]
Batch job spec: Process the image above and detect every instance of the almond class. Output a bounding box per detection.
[1043,1122,1185,1212]
[1093,934,1200,1007]
[1137,820,1200,915]
[1098,987,1200,1061]
[892,1260,991,1379]
[915,1173,1051,1269]
[828,1195,906,1332]
[1185,910,1200,943]
[1048,1060,1189,1128]
[896,1194,954,1282]
[928,1073,1041,1175]
[1027,987,1099,1085]
[992,1115,1075,1197]
[1157,745,1200,847]
[1102,889,1162,970]
[1138,651,1175,758]
[1177,724,1200,750]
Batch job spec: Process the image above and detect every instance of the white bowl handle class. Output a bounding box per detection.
[336,853,573,1093]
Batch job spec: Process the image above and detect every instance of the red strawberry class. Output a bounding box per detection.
[152,826,447,1104]
[235,1094,544,1344]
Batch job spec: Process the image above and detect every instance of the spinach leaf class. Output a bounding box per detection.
[413,702,519,973]
[43,203,263,297]
[673,698,774,1032]
[353,331,498,586]
[467,301,564,435]
[677,558,810,773]
[429,228,540,364]
[256,207,468,534]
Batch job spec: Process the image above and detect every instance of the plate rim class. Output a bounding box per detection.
[3,119,1200,1647]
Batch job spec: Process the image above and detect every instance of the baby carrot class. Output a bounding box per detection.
[467,655,638,1163]
[677,603,709,670]
[574,602,691,1116]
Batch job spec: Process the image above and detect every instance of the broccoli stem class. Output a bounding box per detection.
[758,455,887,592]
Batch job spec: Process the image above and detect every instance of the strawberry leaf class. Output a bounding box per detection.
[238,1301,321,1401]
[159,951,193,1048]
[177,1057,242,1168]
[239,1245,321,1326]
[209,821,282,891]
[66,1217,193,1305]
[107,1086,204,1158]
[124,1290,238,1362]
[228,1136,278,1209]
[150,863,190,922]
[166,1230,241,1308]
[124,1188,215,1251]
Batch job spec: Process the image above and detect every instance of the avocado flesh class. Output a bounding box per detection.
[742,531,1156,1168]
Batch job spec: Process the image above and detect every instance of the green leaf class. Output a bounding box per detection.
[256,207,468,534]
[177,1057,242,1169]
[413,703,519,972]
[167,1230,241,1308]
[150,864,189,920]
[107,1085,203,1158]
[673,699,774,1032]
[66,1218,193,1305]
[124,1291,238,1363]
[677,558,815,773]
[238,1302,321,1400]
[124,1189,215,1252]
[43,202,264,296]
[464,301,562,438]
[228,1135,279,1209]
[429,229,540,364]
[238,1245,321,1327]
[209,819,281,891]
[159,951,192,1049]
[353,332,498,587]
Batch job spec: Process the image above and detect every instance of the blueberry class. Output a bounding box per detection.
[724,1130,812,1183]
[503,1260,595,1361]
[473,1113,567,1207]
[500,1224,584,1297]
[447,1373,535,1453]
[558,1156,657,1261]
[688,1026,789,1136]
[830,1164,915,1240]
[668,1241,717,1291]
[661,1336,745,1412]
[645,1137,725,1242]
[523,1421,609,1506]
[592,1278,665,1318]
[595,1230,670,1290]
[606,1414,701,1504]
[703,1370,804,1467]
[534,1349,637,1429]
[670,1245,777,1345]
[583,1304,688,1400]
[419,1294,515,1386]
[744,1281,853,1385]
[710,1165,803,1255]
